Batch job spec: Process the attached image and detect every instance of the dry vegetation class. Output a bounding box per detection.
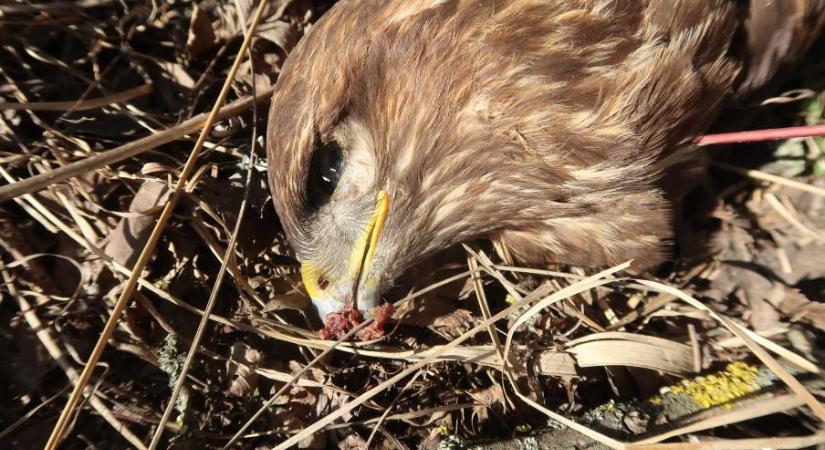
[1,1,824,449]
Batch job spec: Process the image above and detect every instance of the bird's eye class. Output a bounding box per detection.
[306,138,345,209]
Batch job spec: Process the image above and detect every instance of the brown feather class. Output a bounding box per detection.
[266,0,824,304]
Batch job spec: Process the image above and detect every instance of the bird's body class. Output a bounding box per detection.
[266,0,825,325]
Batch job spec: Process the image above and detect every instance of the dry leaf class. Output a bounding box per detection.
[537,352,578,377]
[187,5,217,57]
[257,20,298,51]
[566,332,694,375]
[338,434,368,450]
[226,342,262,397]
[779,288,825,331]
[104,181,170,268]
[468,384,505,423]
[214,0,294,50]
[430,308,477,339]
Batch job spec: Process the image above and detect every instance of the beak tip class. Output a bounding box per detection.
[304,189,390,325]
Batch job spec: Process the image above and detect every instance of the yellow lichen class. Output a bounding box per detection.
[604,400,616,412]
[659,362,762,409]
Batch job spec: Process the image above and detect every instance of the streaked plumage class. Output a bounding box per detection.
[266,0,825,324]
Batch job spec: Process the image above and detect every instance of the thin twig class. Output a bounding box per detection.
[364,372,424,449]
[695,124,825,145]
[269,263,630,450]
[627,432,825,450]
[0,0,116,15]
[713,162,825,197]
[634,280,825,423]
[630,393,804,446]
[5,164,448,371]
[764,192,825,241]
[42,1,271,447]
[0,83,152,111]
[0,386,70,440]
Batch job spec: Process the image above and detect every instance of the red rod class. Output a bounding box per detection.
[695,124,825,145]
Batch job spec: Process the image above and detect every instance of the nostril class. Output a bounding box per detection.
[317,277,330,290]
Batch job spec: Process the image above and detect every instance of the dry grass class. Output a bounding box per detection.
[1,1,825,449]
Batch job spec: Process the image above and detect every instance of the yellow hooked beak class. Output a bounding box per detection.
[300,190,391,319]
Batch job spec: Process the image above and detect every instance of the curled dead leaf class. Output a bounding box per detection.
[226,342,262,397]
[187,5,217,57]
[468,384,506,423]
[104,181,170,268]
[780,288,825,331]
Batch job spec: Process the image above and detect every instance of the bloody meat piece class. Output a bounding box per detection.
[319,303,396,341]
[319,306,362,340]
[356,303,396,341]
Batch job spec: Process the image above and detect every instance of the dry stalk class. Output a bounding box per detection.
[363,371,424,449]
[461,252,825,449]
[222,269,478,448]
[714,162,825,197]
[496,264,630,449]
[323,402,478,431]
[0,83,152,111]
[0,0,116,15]
[631,393,805,446]
[634,280,825,423]
[626,432,825,449]
[0,387,70,440]
[764,192,825,241]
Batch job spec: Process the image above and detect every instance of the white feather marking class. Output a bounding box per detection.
[385,0,451,24]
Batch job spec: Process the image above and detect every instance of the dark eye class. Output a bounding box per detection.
[306,139,345,209]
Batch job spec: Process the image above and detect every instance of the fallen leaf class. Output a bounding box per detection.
[779,288,825,331]
[104,181,170,268]
[468,384,505,423]
[226,342,262,397]
[565,332,695,375]
[430,309,477,339]
[257,20,298,51]
[187,5,217,57]
[338,434,368,450]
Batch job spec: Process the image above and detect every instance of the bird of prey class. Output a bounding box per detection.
[266,0,825,328]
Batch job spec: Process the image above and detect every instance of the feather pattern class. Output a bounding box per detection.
[267,0,824,294]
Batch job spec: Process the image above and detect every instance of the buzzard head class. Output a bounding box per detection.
[266,0,557,322]
[266,0,748,323]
